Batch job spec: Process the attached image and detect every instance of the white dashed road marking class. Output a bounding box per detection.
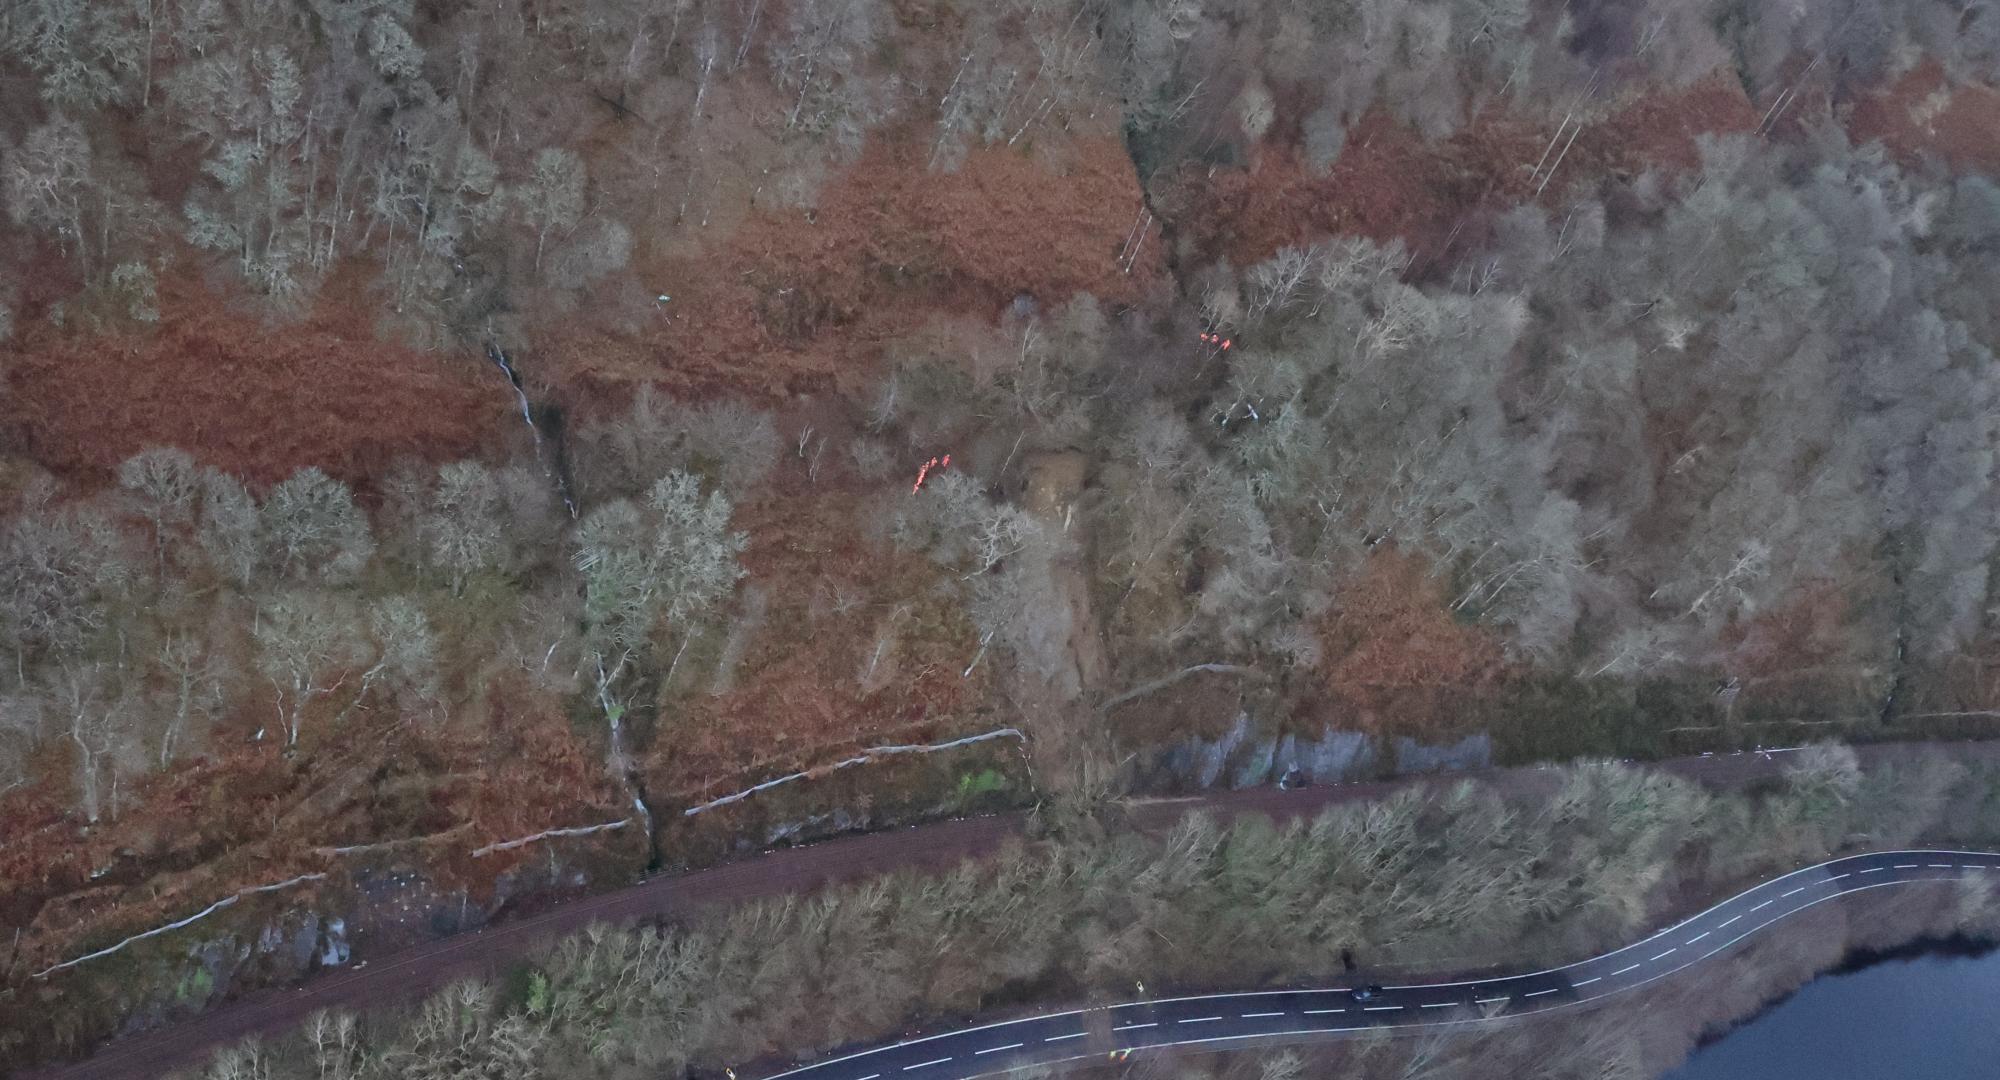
[755,852,2000,1080]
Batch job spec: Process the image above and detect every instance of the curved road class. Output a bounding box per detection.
[25,743,1996,1079]
[761,850,2000,1080]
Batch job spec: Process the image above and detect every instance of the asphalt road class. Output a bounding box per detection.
[759,850,2000,1080]
[26,742,1995,1079]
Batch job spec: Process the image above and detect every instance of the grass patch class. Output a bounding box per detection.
[954,768,1009,800]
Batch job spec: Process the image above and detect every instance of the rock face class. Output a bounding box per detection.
[1394,733,1492,775]
[317,917,351,967]
[1147,714,1490,791]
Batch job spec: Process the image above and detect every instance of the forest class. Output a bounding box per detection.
[6,0,2000,1070]
[169,749,2000,1079]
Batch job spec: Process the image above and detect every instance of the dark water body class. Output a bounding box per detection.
[1665,939,2000,1080]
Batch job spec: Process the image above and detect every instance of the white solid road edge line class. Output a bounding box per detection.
[1044,872,1984,1080]
[1374,849,1928,993]
[760,851,2000,1080]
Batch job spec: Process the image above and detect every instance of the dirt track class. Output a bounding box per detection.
[25,742,1978,1080]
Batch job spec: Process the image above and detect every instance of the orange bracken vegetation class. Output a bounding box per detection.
[1160,71,1758,270]
[543,133,1166,407]
[652,466,992,801]
[1315,549,1505,712]
[3,262,510,488]
[0,668,630,976]
[1722,581,1857,683]
[1847,59,2000,178]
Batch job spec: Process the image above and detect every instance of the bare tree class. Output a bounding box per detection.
[1783,741,1863,808]
[253,590,362,747]
[153,630,226,767]
[768,0,883,153]
[45,660,131,823]
[3,116,92,263]
[423,461,505,594]
[0,496,136,677]
[195,467,261,588]
[118,447,200,573]
[517,147,585,274]
[573,470,748,751]
[682,401,782,490]
[1302,104,1346,172]
[4,0,144,110]
[351,595,442,723]
[259,467,376,585]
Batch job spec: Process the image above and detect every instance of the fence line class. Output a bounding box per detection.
[683,727,1026,817]
[471,818,634,858]
[34,872,328,980]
